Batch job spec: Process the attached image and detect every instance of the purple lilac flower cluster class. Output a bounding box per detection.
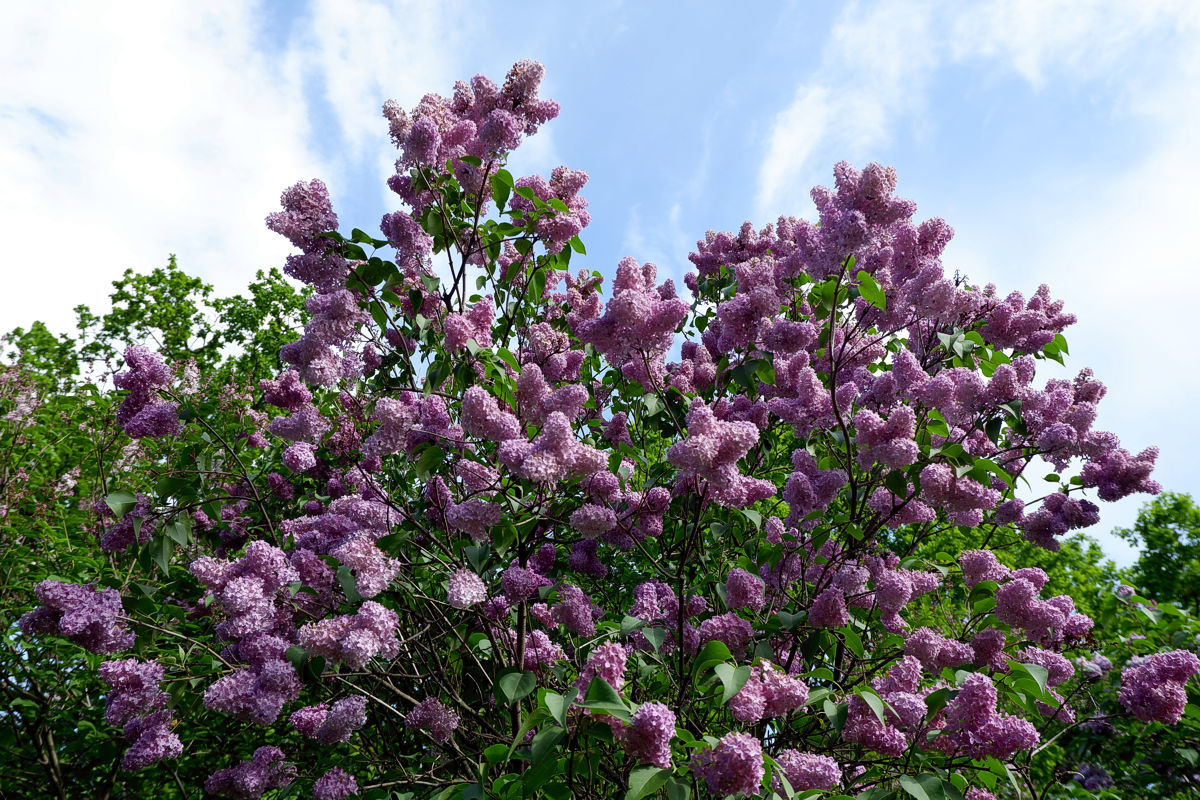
[1118,649,1200,724]
[98,659,183,770]
[114,345,182,438]
[204,746,295,799]
[405,698,459,744]
[18,580,134,654]
[691,732,764,797]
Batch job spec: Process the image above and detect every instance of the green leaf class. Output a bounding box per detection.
[514,186,537,202]
[337,565,362,603]
[375,533,405,556]
[898,774,946,800]
[414,445,446,479]
[569,235,586,255]
[105,491,137,518]
[714,663,752,704]
[495,669,537,705]
[465,545,489,572]
[884,471,908,496]
[823,699,847,732]
[530,726,564,766]
[625,767,671,800]
[165,520,189,546]
[859,688,889,725]
[150,534,173,575]
[664,778,691,800]
[544,689,577,728]
[529,268,547,303]
[924,410,951,438]
[1008,660,1050,695]
[285,646,306,668]
[491,174,512,211]
[483,743,510,764]
[777,611,805,630]
[856,270,886,310]
[841,625,864,658]
[496,347,520,372]
[642,627,666,653]
[693,641,733,676]
[582,677,629,720]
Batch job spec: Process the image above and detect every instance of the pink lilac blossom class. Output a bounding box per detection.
[313,768,359,800]
[332,537,400,598]
[854,406,918,469]
[971,629,1008,672]
[1019,493,1100,551]
[269,406,331,443]
[773,750,841,792]
[405,698,459,743]
[574,642,628,697]
[309,695,368,745]
[959,549,1009,588]
[729,661,809,723]
[1081,445,1160,501]
[1118,649,1200,724]
[204,746,295,799]
[445,498,502,542]
[18,580,135,654]
[444,296,495,352]
[446,569,487,608]
[522,629,566,670]
[809,586,850,628]
[569,257,688,386]
[667,401,775,508]
[570,503,618,538]
[283,442,318,473]
[842,657,925,757]
[690,732,764,798]
[932,673,1039,759]
[501,564,552,602]
[698,613,754,655]
[905,627,974,673]
[113,345,182,439]
[260,370,312,411]
[623,701,675,768]
[119,708,183,770]
[298,601,400,669]
[203,660,302,725]
[782,449,847,527]
[497,411,606,484]
[725,568,766,612]
[552,584,601,636]
[98,659,168,726]
[1071,763,1113,791]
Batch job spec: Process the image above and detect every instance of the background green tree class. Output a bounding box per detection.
[1115,492,1200,613]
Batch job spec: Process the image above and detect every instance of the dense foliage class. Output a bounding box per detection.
[5,61,1199,800]
[1115,493,1200,614]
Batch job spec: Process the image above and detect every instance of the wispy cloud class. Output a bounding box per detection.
[755,0,939,219]
[0,0,471,334]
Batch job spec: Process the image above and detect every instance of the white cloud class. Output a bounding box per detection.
[0,0,473,336]
[755,0,940,218]
[0,2,328,334]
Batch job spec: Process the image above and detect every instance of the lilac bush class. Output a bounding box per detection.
[16,59,1199,800]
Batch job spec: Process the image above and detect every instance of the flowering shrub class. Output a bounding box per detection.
[12,60,1200,800]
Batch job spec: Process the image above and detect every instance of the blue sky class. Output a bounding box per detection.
[3,1,1198,566]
